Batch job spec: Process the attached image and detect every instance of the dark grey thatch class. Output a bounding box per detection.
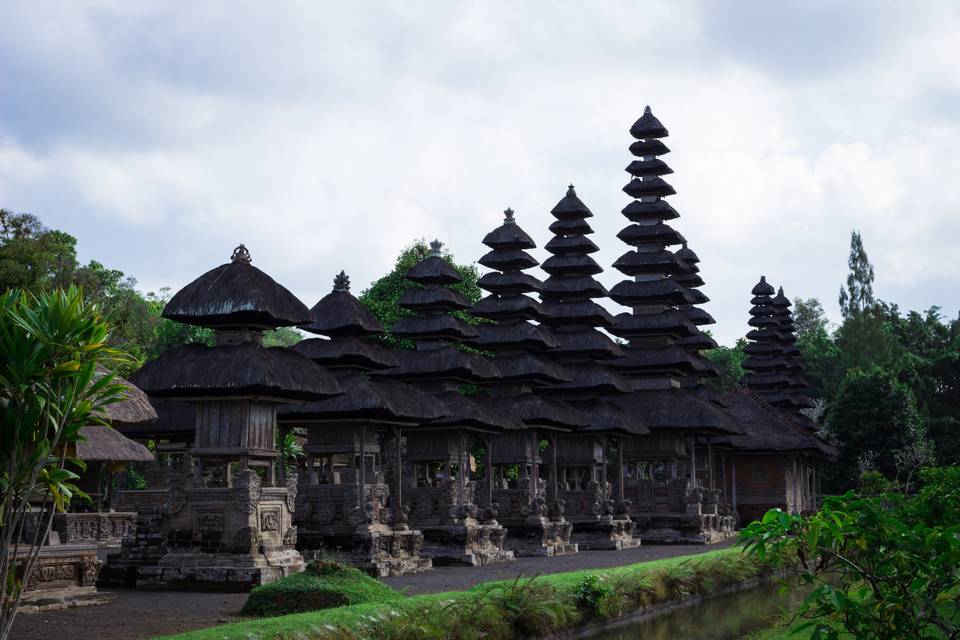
[131,342,342,401]
[615,389,742,435]
[629,138,670,157]
[482,209,536,249]
[541,276,608,298]
[405,250,461,285]
[374,347,500,383]
[93,366,158,427]
[625,157,673,178]
[609,346,703,375]
[398,286,472,311]
[541,254,603,276]
[621,199,680,223]
[609,279,694,306]
[623,177,676,199]
[278,374,448,423]
[478,271,543,294]
[629,105,669,139]
[498,393,588,430]
[548,217,593,236]
[617,223,685,246]
[547,362,633,395]
[751,276,776,296]
[472,294,544,320]
[545,234,599,255]
[724,391,837,458]
[428,391,524,432]
[492,353,570,386]
[76,425,154,462]
[540,300,615,327]
[551,329,625,359]
[163,245,310,329]
[609,311,698,338]
[392,315,479,340]
[469,322,559,351]
[550,185,594,220]
[613,249,686,276]
[301,272,384,337]
[575,400,649,436]
[478,248,539,271]
[293,336,398,370]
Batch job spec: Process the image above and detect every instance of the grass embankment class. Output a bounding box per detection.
[159,548,776,640]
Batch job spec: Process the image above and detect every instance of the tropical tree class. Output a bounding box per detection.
[704,338,746,394]
[359,239,482,348]
[838,229,875,319]
[0,287,128,639]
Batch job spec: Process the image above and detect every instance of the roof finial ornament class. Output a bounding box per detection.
[333,270,350,292]
[428,239,443,257]
[644,105,652,114]
[503,207,515,224]
[777,286,785,296]
[231,244,252,264]
[566,183,576,196]
[760,275,766,283]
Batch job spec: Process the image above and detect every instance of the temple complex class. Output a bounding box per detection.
[607,107,739,543]
[126,245,342,590]
[277,271,441,575]
[375,241,517,566]
[536,186,644,550]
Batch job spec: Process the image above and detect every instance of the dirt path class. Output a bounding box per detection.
[11,541,733,639]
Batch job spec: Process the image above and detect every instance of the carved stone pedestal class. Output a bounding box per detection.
[15,544,112,612]
[420,521,515,566]
[573,514,639,551]
[505,514,578,557]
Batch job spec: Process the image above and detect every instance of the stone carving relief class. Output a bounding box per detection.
[234,469,263,514]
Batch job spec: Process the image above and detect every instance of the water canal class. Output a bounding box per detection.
[584,579,810,640]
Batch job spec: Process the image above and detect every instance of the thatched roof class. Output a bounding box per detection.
[130,343,342,401]
[609,279,694,306]
[609,311,698,338]
[615,389,742,435]
[545,234,598,255]
[293,336,398,371]
[540,300,615,327]
[550,329,625,359]
[301,272,384,337]
[548,217,593,236]
[405,244,461,285]
[469,322,559,352]
[163,245,310,329]
[541,275,608,298]
[481,209,537,249]
[479,248,539,271]
[477,271,543,294]
[472,294,545,321]
[427,391,524,432]
[541,254,603,276]
[392,315,479,341]
[617,223,685,247]
[630,105,669,139]
[722,391,837,458]
[76,425,154,462]
[277,374,448,423]
[550,185,593,220]
[574,399,649,436]
[613,249,686,276]
[621,199,679,222]
[93,366,157,427]
[497,393,587,430]
[625,157,673,178]
[374,347,500,384]
[399,286,472,312]
[492,353,570,386]
[545,362,633,395]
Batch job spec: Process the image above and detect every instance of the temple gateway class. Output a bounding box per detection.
[42,107,836,592]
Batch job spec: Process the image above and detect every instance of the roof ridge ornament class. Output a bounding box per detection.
[333,270,350,292]
[566,184,576,197]
[503,207,515,225]
[231,244,252,264]
[428,239,443,257]
[644,105,652,114]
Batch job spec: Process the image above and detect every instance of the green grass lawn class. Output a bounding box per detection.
[157,548,774,640]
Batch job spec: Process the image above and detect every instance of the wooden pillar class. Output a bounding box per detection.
[358,425,366,515]
[486,435,494,508]
[688,433,696,485]
[457,432,466,509]
[600,436,609,506]
[393,427,403,516]
[707,440,715,491]
[550,436,559,504]
[720,454,727,504]
[279,425,289,481]
[617,436,625,502]
[731,458,738,511]
[791,456,799,514]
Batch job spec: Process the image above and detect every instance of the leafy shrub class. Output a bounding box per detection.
[241,561,400,617]
[574,574,612,620]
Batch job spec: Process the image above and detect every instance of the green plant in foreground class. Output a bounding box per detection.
[739,484,960,640]
[0,287,129,640]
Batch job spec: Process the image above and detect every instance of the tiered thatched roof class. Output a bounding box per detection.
[721,391,837,459]
[279,271,447,424]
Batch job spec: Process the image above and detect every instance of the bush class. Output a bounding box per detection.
[241,561,400,617]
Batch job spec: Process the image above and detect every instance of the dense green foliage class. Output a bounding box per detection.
[241,561,400,617]
[359,239,482,348]
[739,466,960,640]
[0,287,128,640]
[706,230,960,489]
[704,337,746,394]
[0,211,299,375]
[159,549,773,640]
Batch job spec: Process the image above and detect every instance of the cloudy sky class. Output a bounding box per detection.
[2,1,958,344]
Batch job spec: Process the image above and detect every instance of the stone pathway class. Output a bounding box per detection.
[11,541,733,640]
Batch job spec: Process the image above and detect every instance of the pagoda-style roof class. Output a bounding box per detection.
[392,315,479,341]
[472,294,544,321]
[615,389,742,435]
[609,311,698,338]
[404,241,462,285]
[374,347,500,384]
[629,105,669,139]
[427,392,524,432]
[550,329,625,359]
[540,300,615,327]
[114,397,194,441]
[301,271,384,337]
[574,399,650,436]
[398,286,472,312]
[497,394,588,430]
[163,245,310,329]
[481,209,536,249]
[469,322,559,352]
[550,185,594,220]
[277,373,449,424]
[721,391,837,459]
[131,342,342,401]
[293,336,398,371]
[492,353,571,386]
[545,362,633,395]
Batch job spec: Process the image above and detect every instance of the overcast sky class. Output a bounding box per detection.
[2,1,958,344]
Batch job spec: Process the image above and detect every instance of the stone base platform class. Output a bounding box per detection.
[421,522,515,566]
[573,517,639,551]
[18,588,116,613]
[135,550,304,592]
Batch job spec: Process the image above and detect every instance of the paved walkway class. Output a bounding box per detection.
[12,541,733,640]
[384,540,734,595]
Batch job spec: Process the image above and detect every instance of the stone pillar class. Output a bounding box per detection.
[731,458,737,511]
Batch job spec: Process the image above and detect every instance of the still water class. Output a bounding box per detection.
[586,580,809,640]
